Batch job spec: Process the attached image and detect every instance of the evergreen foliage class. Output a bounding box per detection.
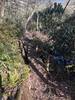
[38,3,75,56]
[38,2,64,33]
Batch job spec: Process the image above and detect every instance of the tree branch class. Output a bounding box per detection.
[63,0,71,13]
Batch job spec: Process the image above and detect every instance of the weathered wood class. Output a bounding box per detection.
[18,40,29,64]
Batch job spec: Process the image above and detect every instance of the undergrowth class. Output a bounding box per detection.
[0,20,30,88]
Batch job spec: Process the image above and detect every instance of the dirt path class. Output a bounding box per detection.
[21,31,71,100]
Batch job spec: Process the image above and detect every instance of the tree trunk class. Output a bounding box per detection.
[0,0,5,22]
[25,10,35,32]
[36,11,39,31]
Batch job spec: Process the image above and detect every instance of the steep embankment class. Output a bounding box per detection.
[0,22,30,99]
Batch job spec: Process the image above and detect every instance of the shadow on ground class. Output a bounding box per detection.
[21,33,75,100]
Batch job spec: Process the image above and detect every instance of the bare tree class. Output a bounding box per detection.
[0,0,6,22]
[63,0,71,13]
[1,0,52,32]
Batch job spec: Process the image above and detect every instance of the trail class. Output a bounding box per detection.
[21,31,71,100]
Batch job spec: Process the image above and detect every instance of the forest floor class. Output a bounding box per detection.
[21,31,73,100]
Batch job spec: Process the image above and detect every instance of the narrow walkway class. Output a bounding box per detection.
[21,31,71,100]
